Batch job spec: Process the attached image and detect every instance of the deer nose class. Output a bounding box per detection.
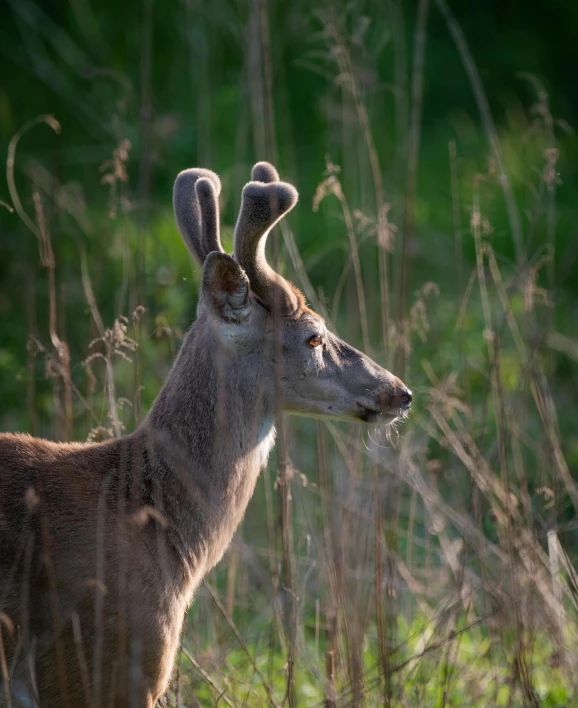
[400,387,412,409]
[388,384,412,412]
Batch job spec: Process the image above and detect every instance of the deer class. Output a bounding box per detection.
[0,161,412,707]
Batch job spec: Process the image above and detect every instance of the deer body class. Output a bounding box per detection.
[0,162,411,707]
[1,311,277,706]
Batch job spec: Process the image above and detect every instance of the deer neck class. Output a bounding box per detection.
[144,321,276,583]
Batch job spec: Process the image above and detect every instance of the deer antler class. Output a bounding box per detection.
[234,162,299,315]
[173,168,223,264]
[251,161,279,183]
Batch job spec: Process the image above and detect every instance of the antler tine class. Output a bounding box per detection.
[195,177,223,257]
[233,179,299,315]
[173,168,221,264]
[251,161,279,184]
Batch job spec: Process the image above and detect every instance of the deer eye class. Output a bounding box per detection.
[308,335,323,349]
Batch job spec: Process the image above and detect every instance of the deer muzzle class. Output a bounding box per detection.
[357,376,412,423]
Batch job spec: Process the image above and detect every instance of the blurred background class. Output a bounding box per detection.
[1,0,578,705]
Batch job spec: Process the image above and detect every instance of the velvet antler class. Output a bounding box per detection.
[173,168,223,264]
[234,162,299,315]
[251,161,279,184]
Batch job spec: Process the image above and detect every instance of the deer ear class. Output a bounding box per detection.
[202,252,251,324]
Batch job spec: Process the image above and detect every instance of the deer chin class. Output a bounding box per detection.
[287,402,409,424]
[286,406,391,425]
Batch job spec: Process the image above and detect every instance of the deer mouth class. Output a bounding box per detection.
[356,405,401,424]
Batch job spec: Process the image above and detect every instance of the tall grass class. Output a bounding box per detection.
[2,1,578,706]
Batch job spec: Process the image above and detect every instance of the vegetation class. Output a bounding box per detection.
[1,0,577,705]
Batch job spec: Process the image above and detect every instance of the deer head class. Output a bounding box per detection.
[173,161,412,424]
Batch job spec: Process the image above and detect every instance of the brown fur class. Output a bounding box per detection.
[0,305,282,706]
[0,432,190,706]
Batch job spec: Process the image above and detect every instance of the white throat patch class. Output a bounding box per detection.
[255,420,276,469]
